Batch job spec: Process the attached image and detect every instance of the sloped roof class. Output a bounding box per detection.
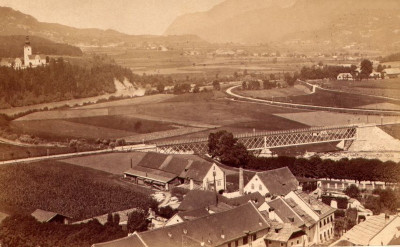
[225,192,265,208]
[268,198,305,228]
[178,190,265,212]
[285,198,316,227]
[92,233,146,247]
[265,223,305,242]
[31,209,68,223]
[176,208,210,221]
[383,68,400,75]
[256,167,299,196]
[136,152,213,181]
[124,166,177,183]
[338,214,399,246]
[138,203,270,247]
[208,202,234,213]
[180,161,213,182]
[293,190,336,219]
[178,190,217,211]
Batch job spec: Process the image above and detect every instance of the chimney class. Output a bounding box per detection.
[239,167,244,195]
[189,179,194,190]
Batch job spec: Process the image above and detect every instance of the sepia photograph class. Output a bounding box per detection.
[0,0,399,246]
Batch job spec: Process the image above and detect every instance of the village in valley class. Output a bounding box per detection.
[0,0,400,246]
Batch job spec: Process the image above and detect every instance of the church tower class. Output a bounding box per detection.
[24,36,32,67]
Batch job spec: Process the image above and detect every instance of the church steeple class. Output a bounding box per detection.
[25,35,31,46]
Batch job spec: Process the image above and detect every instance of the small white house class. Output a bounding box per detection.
[337,73,353,81]
[244,167,299,197]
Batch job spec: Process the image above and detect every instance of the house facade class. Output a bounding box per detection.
[337,73,353,81]
[124,153,226,191]
[244,167,299,197]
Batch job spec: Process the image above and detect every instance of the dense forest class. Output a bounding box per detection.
[381,52,400,63]
[0,35,82,58]
[0,57,135,108]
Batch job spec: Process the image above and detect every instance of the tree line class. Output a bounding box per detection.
[208,130,400,183]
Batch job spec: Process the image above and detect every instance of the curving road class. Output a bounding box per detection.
[226,85,400,115]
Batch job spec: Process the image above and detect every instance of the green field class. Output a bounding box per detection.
[0,161,155,220]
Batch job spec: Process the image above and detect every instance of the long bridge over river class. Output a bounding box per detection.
[154,125,358,155]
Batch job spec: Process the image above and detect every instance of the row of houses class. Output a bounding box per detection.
[93,166,340,247]
[337,68,400,81]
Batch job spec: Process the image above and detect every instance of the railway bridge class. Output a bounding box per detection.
[154,125,357,155]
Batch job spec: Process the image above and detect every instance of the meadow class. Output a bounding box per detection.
[11,91,310,144]
[0,143,75,161]
[0,161,155,220]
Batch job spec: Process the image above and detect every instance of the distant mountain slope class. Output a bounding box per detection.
[165,0,400,49]
[0,7,207,47]
[0,35,83,58]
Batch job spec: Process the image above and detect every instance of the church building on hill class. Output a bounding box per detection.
[0,36,48,69]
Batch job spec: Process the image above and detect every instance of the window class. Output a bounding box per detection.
[217,181,221,186]
[319,222,322,228]
[235,240,239,247]
[251,183,255,190]
[228,243,231,247]
[259,184,262,190]
[252,234,257,241]
[280,243,284,247]
[269,241,272,244]
[243,236,248,245]
[320,234,322,241]
[291,242,294,246]
[297,240,300,244]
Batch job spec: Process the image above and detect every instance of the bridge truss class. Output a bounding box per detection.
[155,125,357,155]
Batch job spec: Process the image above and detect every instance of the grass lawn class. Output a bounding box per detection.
[0,161,155,220]
[61,152,147,174]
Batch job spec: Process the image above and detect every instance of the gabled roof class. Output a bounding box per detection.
[178,190,265,212]
[92,232,146,247]
[256,167,299,196]
[285,198,316,227]
[293,190,336,219]
[176,208,210,221]
[124,166,177,183]
[138,203,269,247]
[268,197,305,228]
[337,214,399,246]
[136,153,213,181]
[178,190,217,211]
[265,223,305,242]
[383,68,400,75]
[31,209,69,223]
[208,202,234,213]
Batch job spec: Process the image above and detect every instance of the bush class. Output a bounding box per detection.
[157,206,177,219]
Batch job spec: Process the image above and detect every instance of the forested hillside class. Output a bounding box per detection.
[0,57,133,108]
[0,35,82,58]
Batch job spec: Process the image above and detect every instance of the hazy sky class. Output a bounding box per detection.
[0,0,224,35]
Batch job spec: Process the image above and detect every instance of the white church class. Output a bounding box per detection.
[0,36,48,69]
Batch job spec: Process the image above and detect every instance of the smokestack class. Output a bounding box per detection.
[189,179,194,190]
[239,167,244,195]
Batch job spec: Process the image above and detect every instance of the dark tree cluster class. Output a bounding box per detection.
[247,156,400,184]
[300,65,357,80]
[0,214,125,247]
[0,58,134,108]
[0,35,83,58]
[364,188,400,214]
[381,52,400,63]
[208,131,250,168]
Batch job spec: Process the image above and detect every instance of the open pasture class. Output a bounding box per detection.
[11,91,311,143]
[236,84,311,99]
[282,88,400,108]
[323,78,400,99]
